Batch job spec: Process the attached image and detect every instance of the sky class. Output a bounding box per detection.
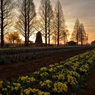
[31,0,95,44]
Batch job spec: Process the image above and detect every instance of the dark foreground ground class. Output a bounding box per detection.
[0,48,95,95]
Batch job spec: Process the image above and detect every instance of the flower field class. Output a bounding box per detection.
[0,46,80,55]
[0,48,95,95]
[0,46,94,65]
[0,46,94,55]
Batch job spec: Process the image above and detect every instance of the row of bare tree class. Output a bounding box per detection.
[0,0,14,47]
[15,0,69,46]
[71,19,88,46]
[0,0,69,47]
[0,0,87,47]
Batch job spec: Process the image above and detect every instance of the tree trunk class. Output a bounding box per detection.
[81,29,82,46]
[27,0,31,47]
[77,25,79,46]
[27,2,30,47]
[48,18,50,45]
[64,36,65,45]
[13,40,14,44]
[1,0,4,47]
[55,36,56,46]
[45,23,47,46]
[57,5,59,46]
[28,15,29,42]
[77,30,78,46]
[45,0,47,46]
[25,0,27,47]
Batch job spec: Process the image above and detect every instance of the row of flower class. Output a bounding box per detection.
[0,49,95,95]
[0,47,88,65]
[0,46,69,55]
[0,46,94,55]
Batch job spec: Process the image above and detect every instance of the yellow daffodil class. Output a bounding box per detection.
[53,87,57,92]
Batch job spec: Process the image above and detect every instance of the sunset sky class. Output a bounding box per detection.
[13,0,95,44]
[31,0,95,44]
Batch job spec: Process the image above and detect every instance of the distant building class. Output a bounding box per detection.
[67,41,77,46]
[23,40,33,44]
[35,31,42,44]
[91,41,95,45]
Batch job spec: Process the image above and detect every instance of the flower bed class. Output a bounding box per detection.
[0,49,67,64]
[0,47,70,55]
[0,46,94,55]
[0,47,95,65]
[0,49,95,95]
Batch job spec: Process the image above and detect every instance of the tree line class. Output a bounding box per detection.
[0,0,88,47]
[71,18,88,46]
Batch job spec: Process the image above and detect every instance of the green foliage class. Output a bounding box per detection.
[72,84,85,94]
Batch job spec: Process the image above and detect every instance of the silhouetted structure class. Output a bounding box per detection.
[67,41,77,46]
[35,31,42,44]
[91,41,95,45]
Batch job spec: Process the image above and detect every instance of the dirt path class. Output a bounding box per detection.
[78,66,95,95]
[0,48,95,95]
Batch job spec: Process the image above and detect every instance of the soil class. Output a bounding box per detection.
[0,48,95,95]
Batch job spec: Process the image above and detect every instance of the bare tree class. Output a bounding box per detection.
[71,19,87,46]
[54,0,68,46]
[15,36,22,44]
[5,32,20,44]
[71,18,80,45]
[39,0,53,46]
[51,30,57,45]
[78,23,87,45]
[60,30,69,45]
[15,0,36,46]
[27,0,36,43]
[0,0,13,47]
[5,33,12,43]
[47,2,54,45]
